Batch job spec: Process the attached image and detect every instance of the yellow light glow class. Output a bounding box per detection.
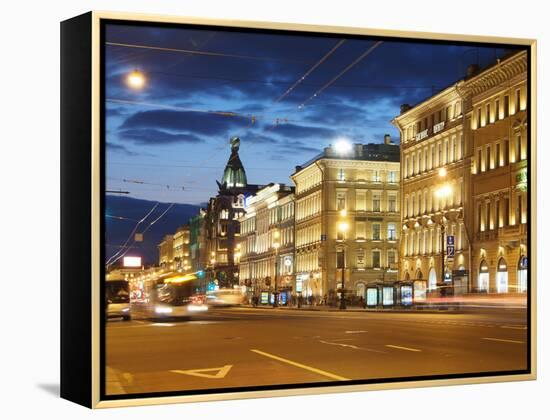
[273,230,280,239]
[435,184,452,198]
[338,221,349,233]
[438,167,447,177]
[339,209,347,217]
[334,138,352,154]
[126,70,146,89]
[273,242,280,249]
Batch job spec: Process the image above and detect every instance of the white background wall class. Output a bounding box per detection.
[1,0,546,418]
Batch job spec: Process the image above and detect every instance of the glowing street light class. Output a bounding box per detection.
[338,221,349,233]
[438,167,447,177]
[334,138,352,155]
[435,184,452,198]
[126,69,146,90]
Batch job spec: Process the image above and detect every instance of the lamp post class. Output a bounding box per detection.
[435,175,453,296]
[272,230,280,307]
[337,211,349,310]
[210,251,216,288]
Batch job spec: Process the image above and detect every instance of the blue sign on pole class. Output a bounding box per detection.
[446,235,455,246]
[447,245,455,257]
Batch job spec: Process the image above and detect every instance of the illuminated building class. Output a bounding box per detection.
[172,224,190,272]
[290,138,400,302]
[204,137,264,288]
[237,183,295,302]
[392,83,471,294]
[393,50,528,295]
[157,234,174,267]
[465,51,528,293]
[189,210,207,273]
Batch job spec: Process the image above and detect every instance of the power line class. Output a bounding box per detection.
[274,39,346,104]
[299,41,384,109]
[106,202,159,265]
[106,41,311,64]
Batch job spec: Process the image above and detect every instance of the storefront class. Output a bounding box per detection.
[478,260,489,292]
[366,286,378,307]
[496,258,508,293]
[413,280,427,303]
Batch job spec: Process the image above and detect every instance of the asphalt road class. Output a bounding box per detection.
[105,307,528,396]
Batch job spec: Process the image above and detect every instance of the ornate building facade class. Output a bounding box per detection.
[392,85,472,294]
[237,183,295,301]
[204,137,262,288]
[291,140,400,302]
[464,51,528,294]
[393,50,528,295]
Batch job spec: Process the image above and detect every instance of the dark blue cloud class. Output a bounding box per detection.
[118,128,204,145]
[120,109,250,136]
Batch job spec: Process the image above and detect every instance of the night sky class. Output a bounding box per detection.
[105,23,517,205]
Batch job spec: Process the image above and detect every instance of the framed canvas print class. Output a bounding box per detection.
[60,11,537,408]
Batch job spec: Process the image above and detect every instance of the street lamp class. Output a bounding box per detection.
[126,69,146,90]
[337,218,349,310]
[272,230,280,308]
[434,182,453,295]
[210,251,216,287]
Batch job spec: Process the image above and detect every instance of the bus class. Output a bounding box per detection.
[105,279,131,321]
[144,273,208,320]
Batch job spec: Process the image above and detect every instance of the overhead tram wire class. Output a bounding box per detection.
[298,41,384,109]
[105,42,312,64]
[273,39,346,104]
[105,202,159,265]
[108,202,176,267]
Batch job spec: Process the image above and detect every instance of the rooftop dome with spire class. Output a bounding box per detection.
[220,136,247,189]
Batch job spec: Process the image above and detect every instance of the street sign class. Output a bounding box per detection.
[447,245,455,258]
[446,235,455,246]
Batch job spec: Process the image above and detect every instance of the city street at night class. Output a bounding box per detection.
[106,307,528,395]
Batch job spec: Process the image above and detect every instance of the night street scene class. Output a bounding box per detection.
[104,22,529,396]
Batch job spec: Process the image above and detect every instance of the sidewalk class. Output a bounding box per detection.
[242,303,467,314]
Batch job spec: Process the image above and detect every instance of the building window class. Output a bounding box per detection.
[338,168,345,182]
[495,199,500,229]
[356,250,365,268]
[336,249,345,268]
[486,145,491,170]
[496,143,501,167]
[486,103,491,124]
[503,196,510,227]
[514,134,521,163]
[486,201,492,231]
[336,191,346,210]
[372,223,381,240]
[503,140,509,165]
[388,171,397,183]
[220,209,229,219]
[373,170,381,182]
[504,95,510,118]
[356,221,366,240]
[495,99,500,121]
[387,249,396,264]
[477,202,482,232]
[372,194,381,212]
[387,223,396,241]
[388,195,397,213]
[372,250,381,268]
[477,108,482,128]
[356,190,366,211]
[516,88,521,113]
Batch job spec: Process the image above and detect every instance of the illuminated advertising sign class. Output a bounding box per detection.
[367,288,378,306]
[413,281,427,302]
[260,292,269,304]
[382,287,394,306]
[401,285,413,306]
[123,256,142,267]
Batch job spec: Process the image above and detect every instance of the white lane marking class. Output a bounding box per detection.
[251,349,350,381]
[482,337,525,344]
[171,365,233,379]
[345,330,367,334]
[319,340,362,350]
[385,344,422,352]
[500,325,527,330]
[152,323,175,327]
